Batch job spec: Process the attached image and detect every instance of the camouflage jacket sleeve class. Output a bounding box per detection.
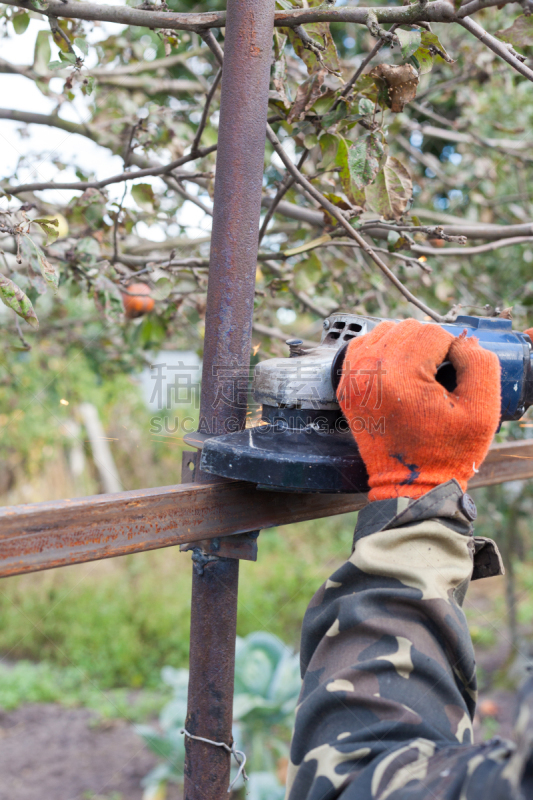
[286,480,533,800]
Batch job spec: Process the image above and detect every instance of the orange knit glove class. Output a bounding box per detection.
[525,328,533,343]
[337,319,501,501]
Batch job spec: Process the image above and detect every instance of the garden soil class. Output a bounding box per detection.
[0,704,182,800]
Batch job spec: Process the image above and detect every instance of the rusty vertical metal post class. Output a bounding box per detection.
[183,1,275,798]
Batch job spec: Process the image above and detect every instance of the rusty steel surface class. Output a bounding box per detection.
[184,1,276,796]
[197,0,275,440]
[0,480,366,578]
[0,438,531,578]
[184,557,240,799]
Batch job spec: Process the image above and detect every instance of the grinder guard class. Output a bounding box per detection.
[199,314,533,493]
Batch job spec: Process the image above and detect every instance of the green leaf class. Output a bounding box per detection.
[152,277,172,301]
[348,134,384,192]
[321,98,348,129]
[22,234,59,291]
[74,237,100,266]
[396,29,421,61]
[33,218,59,245]
[47,61,63,70]
[59,51,77,64]
[412,31,454,75]
[336,137,365,207]
[358,97,374,116]
[318,133,340,169]
[0,273,39,328]
[365,156,412,221]
[33,30,51,76]
[74,37,88,56]
[293,252,322,292]
[132,183,156,211]
[496,15,533,48]
[12,12,30,35]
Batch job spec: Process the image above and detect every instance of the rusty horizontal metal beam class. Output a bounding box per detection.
[0,480,366,577]
[0,437,532,578]
[469,438,533,488]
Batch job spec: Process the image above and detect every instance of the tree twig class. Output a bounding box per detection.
[170,179,213,216]
[4,0,469,33]
[265,124,446,322]
[191,68,222,153]
[3,147,217,195]
[412,236,533,257]
[258,149,308,245]
[200,30,224,67]
[459,16,533,84]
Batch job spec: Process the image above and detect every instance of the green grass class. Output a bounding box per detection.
[0,659,167,720]
[0,512,358,690]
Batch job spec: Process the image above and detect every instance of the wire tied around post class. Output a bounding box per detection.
[180,727,248,792]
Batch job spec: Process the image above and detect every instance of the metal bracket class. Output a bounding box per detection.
[180,531,260,563]
[181,450,200,483]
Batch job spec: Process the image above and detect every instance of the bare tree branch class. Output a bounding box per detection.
[403,119,533,159]
[3,147,217,195]
[265,124,446,322]
[281,235,533,260]
[253,321,317,348]
[411,236,533,257]
[200,30,225,67]
[459,16,533,84]
[170,179,213,216]
[191,68,222,153]
[258,150,308,245]
[0,108,99,141]
[4,0,518,34]
[95,75,203,96]
[91,48,205,77]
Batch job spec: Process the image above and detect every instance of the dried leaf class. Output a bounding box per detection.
[0,273,39,328]
[496,15,533,48]
[365,156,412,221]
[369,64,419,112]
[321,192,354,227]
[273,55,290,109]
[282,22,340,76]
[132,183,156,211]
[287,70,326,123]
[284,234,331,256]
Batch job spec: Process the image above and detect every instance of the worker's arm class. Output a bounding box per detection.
[286,320,533,800]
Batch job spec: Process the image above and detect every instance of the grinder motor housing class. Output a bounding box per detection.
[200,314,533,493]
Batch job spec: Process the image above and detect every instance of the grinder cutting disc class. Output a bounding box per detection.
[200,425,369,493]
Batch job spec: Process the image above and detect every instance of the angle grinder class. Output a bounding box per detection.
[199,314,533,493]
